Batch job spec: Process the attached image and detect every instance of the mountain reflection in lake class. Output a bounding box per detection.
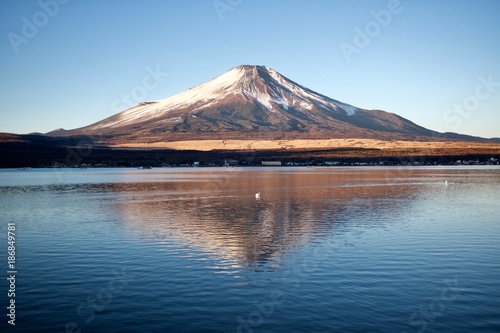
[1,167,499,333]
[110,168,423,271]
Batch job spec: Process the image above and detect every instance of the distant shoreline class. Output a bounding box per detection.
[4,164,500,171]
[1,138,499,168]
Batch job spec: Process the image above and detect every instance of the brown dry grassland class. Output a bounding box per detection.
[111,139,500,152]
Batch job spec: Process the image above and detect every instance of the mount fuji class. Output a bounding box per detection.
[48,65,459,144]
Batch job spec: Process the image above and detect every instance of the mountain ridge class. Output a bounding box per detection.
[44,65,496,145]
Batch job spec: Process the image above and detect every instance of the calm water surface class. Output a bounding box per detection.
[0,167,499,333]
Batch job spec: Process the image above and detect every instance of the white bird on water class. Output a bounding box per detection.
[255,192,261,199]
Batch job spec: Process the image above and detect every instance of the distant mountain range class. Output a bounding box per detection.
[43,65,498,144]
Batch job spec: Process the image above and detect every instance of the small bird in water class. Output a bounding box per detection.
[255,192,261,199]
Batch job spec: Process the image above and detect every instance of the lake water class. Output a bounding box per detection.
[1,167,499,333]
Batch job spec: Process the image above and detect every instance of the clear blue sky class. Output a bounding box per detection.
[1,0,499,138]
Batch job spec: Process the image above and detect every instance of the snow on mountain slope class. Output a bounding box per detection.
[86,65,359,130]
[48,65,436,142]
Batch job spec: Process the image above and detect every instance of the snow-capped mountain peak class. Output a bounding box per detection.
[88,65,358,130]
[51,65,434,142]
